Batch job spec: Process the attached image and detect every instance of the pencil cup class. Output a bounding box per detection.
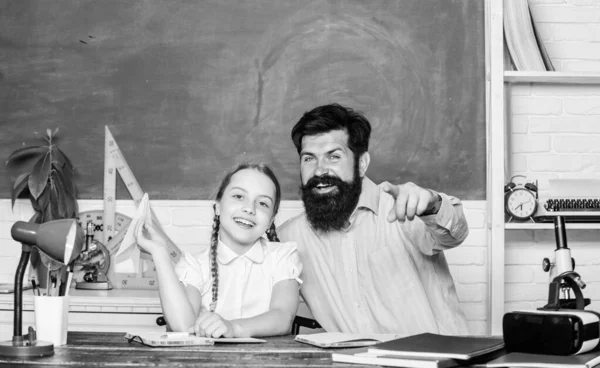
[34,295,70,346]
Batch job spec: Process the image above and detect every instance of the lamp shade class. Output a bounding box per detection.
[11,220,85,265]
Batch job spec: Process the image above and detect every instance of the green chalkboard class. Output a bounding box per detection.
[0,0,485,200]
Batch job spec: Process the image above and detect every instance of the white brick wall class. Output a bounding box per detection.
[507,0,600,315]
[530,0,600,71]
[0,198,489,335]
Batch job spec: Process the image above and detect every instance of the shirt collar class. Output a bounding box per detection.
[355,176,380,215]
[217,238,266,265]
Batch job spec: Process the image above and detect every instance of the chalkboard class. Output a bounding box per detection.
[0,0,485,200]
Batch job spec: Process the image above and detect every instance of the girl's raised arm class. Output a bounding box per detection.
[136,224,202,331]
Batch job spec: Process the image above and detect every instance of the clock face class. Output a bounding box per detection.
[76,210,132,254]
[505,188,538,220]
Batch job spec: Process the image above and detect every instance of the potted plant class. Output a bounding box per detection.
[6,128,78,222]
[5,128,79,283]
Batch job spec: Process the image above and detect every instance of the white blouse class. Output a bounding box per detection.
[174,238,302,320]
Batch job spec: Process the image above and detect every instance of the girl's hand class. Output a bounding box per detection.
[134,223,168,256]
[190,310,236,338]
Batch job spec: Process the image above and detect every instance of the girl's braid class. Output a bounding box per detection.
[209,204,220,312]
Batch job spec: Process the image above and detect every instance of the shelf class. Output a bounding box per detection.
[505,222,600,230]
[504,71,600,84]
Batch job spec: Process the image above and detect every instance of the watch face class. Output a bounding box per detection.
[506,188,538,220]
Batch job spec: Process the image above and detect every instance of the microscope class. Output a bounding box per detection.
[503,215,599,356]
[540,215,589,310]
[75,222,113,290]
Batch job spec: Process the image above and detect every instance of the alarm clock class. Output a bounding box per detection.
[505,175,539,222]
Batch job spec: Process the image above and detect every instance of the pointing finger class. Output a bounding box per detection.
[382,182,400,199]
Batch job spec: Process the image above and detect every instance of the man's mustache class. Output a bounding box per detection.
[304,175,345,190]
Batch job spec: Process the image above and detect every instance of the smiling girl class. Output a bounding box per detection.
[135,163,302,338]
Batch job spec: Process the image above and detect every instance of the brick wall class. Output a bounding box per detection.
[506,0,600,313]
[0,198,489,335]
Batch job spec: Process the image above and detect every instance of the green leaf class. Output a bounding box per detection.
[62,191,78,219]
[29,212,41,224]
[34,186,50,213]
[49,183,61,219]
[50,146,64,169]
[41,203,53,223]
[11,173,30,209]
[28,153,52,200]
[53,146,75,172]
[54,169,75,198]
[52,173,78,218]
[29,192,41,212]
[5,146,48,166]
[68,197,79,218]
[59,160,75,189]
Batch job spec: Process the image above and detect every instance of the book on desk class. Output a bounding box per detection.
[367,333,505,360]
[332,348,457,368]
[331,332,600,368]
[480,349,600,368]
[294,332,402,348]
[331,333,505,368]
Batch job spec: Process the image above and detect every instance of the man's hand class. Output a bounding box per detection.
[190,310,236,338]
[382,182,442,222]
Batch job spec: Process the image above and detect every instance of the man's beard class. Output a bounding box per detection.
[300,165,362,232]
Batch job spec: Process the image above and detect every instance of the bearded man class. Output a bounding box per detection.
[279,103,470,336]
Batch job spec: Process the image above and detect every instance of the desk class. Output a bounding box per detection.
[0,331,365,367]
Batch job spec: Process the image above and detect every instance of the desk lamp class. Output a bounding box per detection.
[0,219,84,357]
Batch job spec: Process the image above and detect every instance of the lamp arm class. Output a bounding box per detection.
[13,246,31,339]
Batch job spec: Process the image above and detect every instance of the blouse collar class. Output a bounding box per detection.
[217,237,266,265]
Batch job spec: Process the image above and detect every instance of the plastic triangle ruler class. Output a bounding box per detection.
[103,126,180,289]
[103,126,144,247]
